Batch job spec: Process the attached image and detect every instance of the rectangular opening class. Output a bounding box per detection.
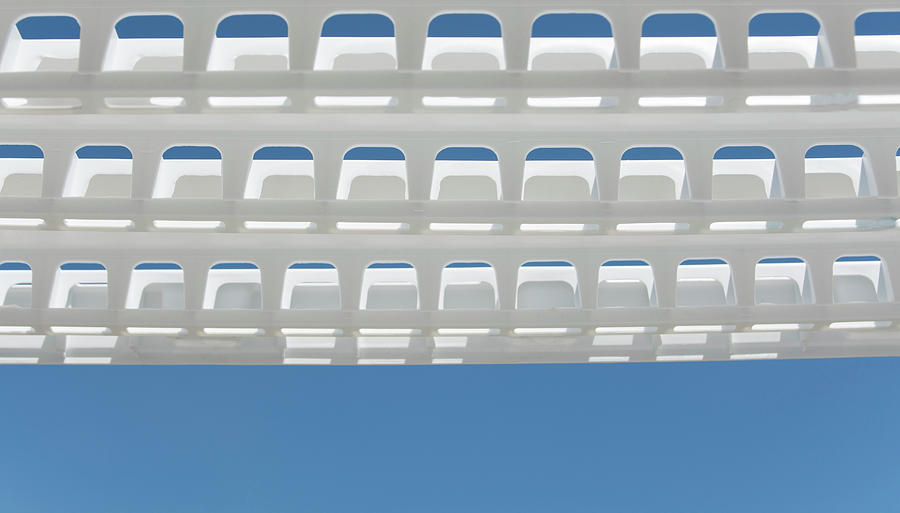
[676,259,735,307]
[314,96,396,107]
[361,263,418,310]
[516,261,579,309]
[440,262,497,310]
[51,263,107,309]
[204,263,261,309]
[284,263,340,310]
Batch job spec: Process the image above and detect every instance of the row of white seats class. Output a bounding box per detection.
[0,258,890,311]
[6,12,900,72]
[0,147,887,200]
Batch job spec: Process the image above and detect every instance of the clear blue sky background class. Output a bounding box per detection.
[3,11,900,513]
[2,359,900,513]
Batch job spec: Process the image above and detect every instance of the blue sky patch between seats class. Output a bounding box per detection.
[856,11,900,36]
[759,257,805,264]
[622,147,683,160]
[526,148,593,161]
[289,263,335,269]
[602,260,650,267]
[76,146,132,159]
[681,258,727,266]
[642,13,716,37]
[322,14,394,37]
[16,16,80,39]
[0,145,43,159]
[428,14,501,37]
[522,261,573,267]
[714,146,775,160]
[135,263,182,270]
[115,15,183,39]
[532,13,612,38]
[216,14,288,38]
[368,262,413,269]
[211,263,259,270]
[436,147,498,161]
[446,262,491,268]
[806,145,864,158]
[61,262,106,271]
[344,147,404,161]
[0,262,30,271]
[836,255,881,262]
[163,146,222,160]
[253,147,313,160]
[750,13,820,37]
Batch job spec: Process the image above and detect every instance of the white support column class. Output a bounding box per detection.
[650,255,679,309]
[413,256,441,312]
[404,145,433,202]
[495,259,521,311]
[310,141,344,202]
[40,143,77,198]
[395,9,431,71]
[220,143,254,201]
[879,252,900,301]
[130,141,165,200]
[338,259,365,312]
[0,12,22,69]
[771,141,806,200]
[495,7,537,72]
[574,258,599,310]
[682,142,714,200]
[181,10,219,72]
[258,257,287,312]
[609,7,644,71]
[590,143,626,202]
[287,6,327,71]
[864,139,898,198]
[105,260,133,311]
[730,253,758,307]
[819,8,857,69]
[710,7,750,70]
[77,10,119,73]
[497,143,526,202]
[181,260,210,311]
[807,255,835,306]
[29,257,59,311]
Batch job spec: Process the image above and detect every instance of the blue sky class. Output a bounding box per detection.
[15,10,900,40]
[2,358,900,512]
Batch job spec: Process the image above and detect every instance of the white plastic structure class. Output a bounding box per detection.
[2,0,900,365]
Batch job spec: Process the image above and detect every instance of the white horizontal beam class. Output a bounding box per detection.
[0,198,895,233]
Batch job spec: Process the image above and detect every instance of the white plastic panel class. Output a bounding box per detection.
[0,0,898,364]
